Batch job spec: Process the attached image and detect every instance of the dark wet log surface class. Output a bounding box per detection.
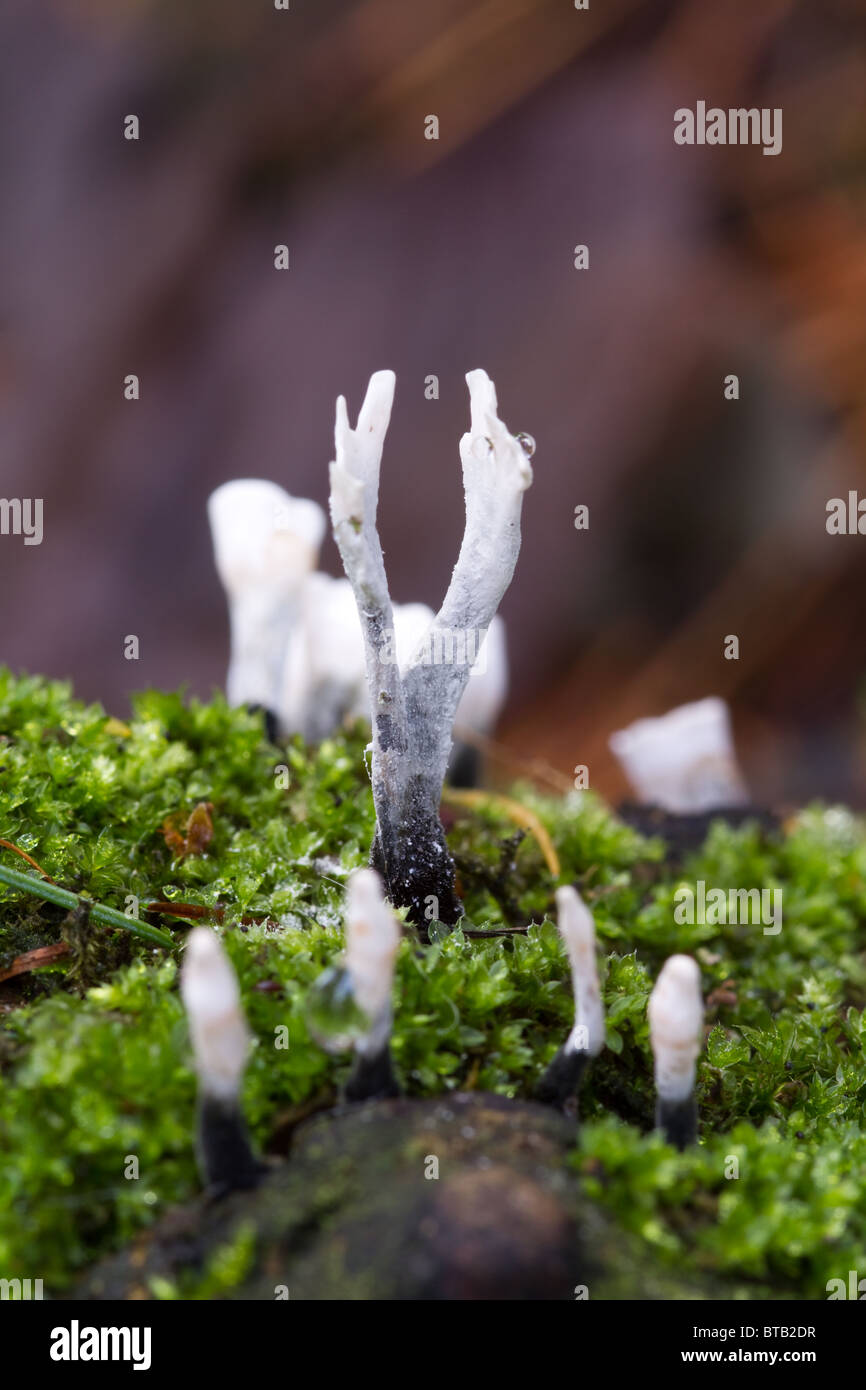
[74,1092,718,1301]
[617,804,782,859]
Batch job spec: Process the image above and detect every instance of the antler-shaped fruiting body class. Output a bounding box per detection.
[648,953,704,1149]
[277,575,508,777]
[329,370,532,925]
[181,928,263,1194]
[343,868,402,1102]
[207,479,326,735]
[536,886,605,1110]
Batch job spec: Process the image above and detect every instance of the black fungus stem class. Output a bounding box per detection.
[198,1095,265,1196]
[535,1045,590,1112]
[343,1046,401,1103]
[657,1095,698,1150]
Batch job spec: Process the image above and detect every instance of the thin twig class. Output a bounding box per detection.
[0,941,71,983]
[441,787,561,878]
[0,839,58,883]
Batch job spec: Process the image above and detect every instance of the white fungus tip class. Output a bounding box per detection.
[181,928,250,1101]
[608,697,748,814]
[555,885,605,1056]
[335,373,395,458]
[208,479,326,711]
[555,884,594,948]
[331,374,396,530]
[344,868,401,1030]
[357,370,396,434]
[465,368,498,427]
[460,370,532,493]
[648,954,704,1103]
[207,479,325,594]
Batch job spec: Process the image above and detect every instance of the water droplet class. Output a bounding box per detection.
[516,432,535,458]
[428,921,452,944]
[304,965,370,1053]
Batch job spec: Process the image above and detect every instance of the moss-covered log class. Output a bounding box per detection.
[73,1094,716,1301]
[3,672,866,1301]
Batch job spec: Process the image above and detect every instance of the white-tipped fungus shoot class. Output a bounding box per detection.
[536,885,605,1110]
[342,868,402,1101]
[208,478,325,731]
[648,952,704,1149]
[181,928,262,1192]
[609,697,748,814]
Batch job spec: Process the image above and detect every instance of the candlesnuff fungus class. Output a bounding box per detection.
[647,953,705,1150]
[342,867,402,1102]
[134,881,707,1294]
[447,614,508,787]
[278,570,507,759]
[329,369,533,925]
[279,573,370,742]
[207,479,326,733]
[182,873,401,1202]
[180,928,264,1194]
[609,697,749,814]
[208,478,508,768]
[536,885,605,1110]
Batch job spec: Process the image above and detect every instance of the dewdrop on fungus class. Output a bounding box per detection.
[305,868,399,1054]
[609,697,748,814]
[307,869,402,1101]
[648,953,704,1149]
[305,965,371,1055]
[515,432,536,458]
[535,885,605,1109]
[181,928,262,1191]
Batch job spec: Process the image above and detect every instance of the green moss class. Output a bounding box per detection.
[576,1118,866,1297]
[0,669,375,960]
[181,1223,258,1300]
[1,668,866,1298]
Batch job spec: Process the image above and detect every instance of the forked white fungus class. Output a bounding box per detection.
[278,578,506,747]
[329,368,532,921]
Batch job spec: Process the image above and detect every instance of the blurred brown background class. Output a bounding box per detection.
[2,0,866,805]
